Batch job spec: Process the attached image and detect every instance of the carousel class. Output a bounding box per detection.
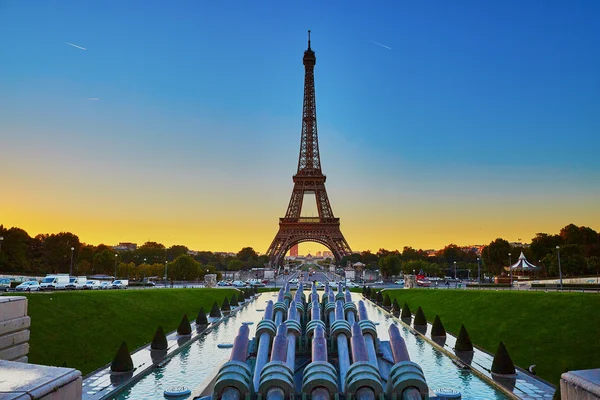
[509,251,540,279]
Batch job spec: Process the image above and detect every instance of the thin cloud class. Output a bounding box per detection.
[65,42,87,51]
[370,40,392,50]
[87,97,100,101]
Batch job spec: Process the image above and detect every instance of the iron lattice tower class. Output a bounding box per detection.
[266,31,352,267]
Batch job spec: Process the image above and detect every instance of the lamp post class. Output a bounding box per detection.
[114,253,118,279]
[143,258,147,283]
[556,245,563,290]
[509,253,512,288]
[477,257,481,285]
[0,236,4,269]
[70,247,75,276]
[453,261,457,280]
[165,261,168,287]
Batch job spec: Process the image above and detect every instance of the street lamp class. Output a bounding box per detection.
[165,261,169,287]
[114,254,118,279]
[70,247,75,276]
[556,245,563,290]
[509,253,512,288]
[453,261,457,280]
[143,258,147,283]
[0,236,4,269]
[477,257,481,285]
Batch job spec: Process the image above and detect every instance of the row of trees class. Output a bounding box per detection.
[0,225,266,279]
[1,223,599,280]
[339,224,600,279]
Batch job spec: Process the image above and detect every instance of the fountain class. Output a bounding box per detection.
[198,283,435,399]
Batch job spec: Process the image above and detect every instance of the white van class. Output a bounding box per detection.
[111,280,129,289]
[66,276,87,290]
[40,274,70,290]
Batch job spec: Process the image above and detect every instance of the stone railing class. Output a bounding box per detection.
[0,296,30,362]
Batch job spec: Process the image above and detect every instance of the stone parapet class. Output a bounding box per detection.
[0,296,30,362]
[0,360,82,399]
[561,369,600,400]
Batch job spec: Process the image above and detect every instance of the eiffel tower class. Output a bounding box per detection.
[266,31,352,268]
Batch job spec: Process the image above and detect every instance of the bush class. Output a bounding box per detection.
[376,291,384,304]
[392,298,401,315]
[401,302,412,319]
[431,315,446,337]
[110,341,133,372]
[366,286,372,297]
[196,307,208,325]
[243,289,250,299]
[383,293,391,307]
[151,326,168,350]
[531,283,600,289]
[455,324,473,352]
[491,341,516,375]
[177,314,192,335]
[230,293,238,307]
[362,285,367,295]
[210,301,221,317]
[221,297,231,311]
[466,283,511,288]
[413,306,427,326]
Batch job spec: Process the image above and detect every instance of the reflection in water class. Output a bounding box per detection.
[118,294,509,400]
[455,350,474,365]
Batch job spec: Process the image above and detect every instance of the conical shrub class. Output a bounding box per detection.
[455,324,473,352]
[177,314,192,335]
[392,298,401,315]
[151,326,168,350]
[230,293,238,307]
[110,341,134,372]
[366,286,371,297]
[243,289,250,299]
[221,296,231,311]
[383,293,392,307]
[362,285,367,295]
[210,301,221,317]
[413,306,427,326]
[253,286,257,295]
[431,315,446,337]
[196,307,208,325]
[376,291,384,304]
[401,302,412,319]
[491,341,516,375]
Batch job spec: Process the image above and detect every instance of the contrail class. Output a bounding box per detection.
[370,40,392,50]
[65,42,86,51]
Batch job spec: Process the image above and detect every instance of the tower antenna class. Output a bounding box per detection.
[308,30,311,49]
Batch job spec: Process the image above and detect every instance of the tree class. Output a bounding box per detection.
[167,245,189,261]
[530,233,563,262]
[360,250,378,265]
[0,227,32,273]
[237,247,258,262]
[481,238,511,276]
[402,247,422,262]
[379,254,401,277]
[227,259,244,271]
[136,242,166,265]
[43,232,81,273]
[169,255,200,280]
[93,249,117,275]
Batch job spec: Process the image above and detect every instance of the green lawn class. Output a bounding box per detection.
[384,289,600,385]
[10,288,236,375]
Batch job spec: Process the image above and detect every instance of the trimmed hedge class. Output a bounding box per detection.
[376,291,384,305]
[392,298,401,316]
[431,315,446,337]
[151,326,168,350]
[413,306,427,326]
[210,301,221,317]
[466,283,511,288]
[110,341,133,372]
[531,283,600,289]
[230,293,238,307]
[221,297,231,311]
[401,302,411,319]
[196,307,208,325]
[383,293,392,307]
[455,324,473,352]
[177,314,192,335]
[491,341,516,375]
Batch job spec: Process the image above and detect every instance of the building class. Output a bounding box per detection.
[112,242,137,251]
[290,244,299,257]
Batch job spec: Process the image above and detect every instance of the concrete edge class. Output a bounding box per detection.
[90,294,260,400]
[561,371,600,396]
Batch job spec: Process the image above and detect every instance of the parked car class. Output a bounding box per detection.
[40,274,70,290]
[66,276,87,290]
[232,280,247,288]
[83,280,101,290]
[0,278,11,291]
[345,281,360,288]
[373,280,384,285]
[15,281,40,292]
[394,279,405,286]
[217,280,230,287]
[111,280,129,289]
[289,278,299,284]
[99,282,111,290]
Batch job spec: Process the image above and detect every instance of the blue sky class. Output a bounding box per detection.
[1,1,599,252]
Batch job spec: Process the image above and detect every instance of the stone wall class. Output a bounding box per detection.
[561,369,600,399]
[0,296,30,362]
